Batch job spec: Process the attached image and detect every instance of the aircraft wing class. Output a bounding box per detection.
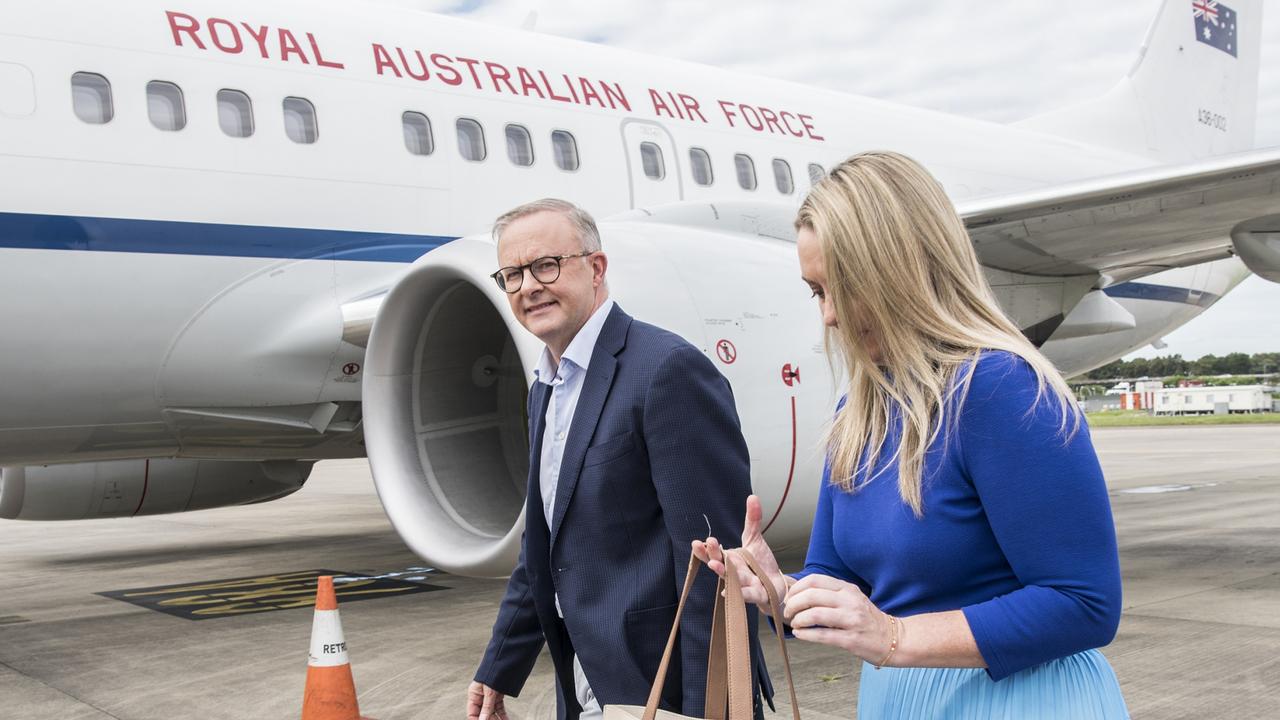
[960,148,1280,283]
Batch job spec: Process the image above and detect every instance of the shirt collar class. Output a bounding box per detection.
[534,298,615,383]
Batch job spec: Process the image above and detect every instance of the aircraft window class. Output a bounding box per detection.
[640,142,665,180]
[689,148,713,186]
[505,124,534,167]
[456,118,486,161]
[772,159,795,195]
[808,163,826,184]
[217,89,254,138]
[283,97,318,144]
[146,81,186,131]
[734,154,757,191]
[402,111,434,155]
[551,130,579,171]
[71,72,113,124]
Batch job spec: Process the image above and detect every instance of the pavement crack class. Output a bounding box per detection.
[1123,571,1280,621]
[0,658,125,719]
[358,664,422,698]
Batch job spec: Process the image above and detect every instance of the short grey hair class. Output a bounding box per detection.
[492,198,602,253]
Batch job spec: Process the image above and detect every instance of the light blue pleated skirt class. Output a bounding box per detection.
[856,649,1129,719]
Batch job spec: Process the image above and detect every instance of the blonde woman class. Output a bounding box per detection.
[695,152,1128,718]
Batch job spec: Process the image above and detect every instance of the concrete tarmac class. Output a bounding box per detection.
[1,424,1278,719]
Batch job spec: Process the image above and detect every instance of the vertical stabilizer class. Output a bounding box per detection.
[1018,0,1262,162]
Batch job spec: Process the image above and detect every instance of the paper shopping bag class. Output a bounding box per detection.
[603,549,801,720]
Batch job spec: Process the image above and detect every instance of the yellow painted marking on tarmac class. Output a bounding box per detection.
[190,586,424,616]
[156,583,334,606]
[192,598,316,616]
[121,570,323,597]
[101,568,442,619]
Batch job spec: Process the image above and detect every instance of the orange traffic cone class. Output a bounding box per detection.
[302,576,374,720]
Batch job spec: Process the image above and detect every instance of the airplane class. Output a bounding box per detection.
[0,0,1276,578]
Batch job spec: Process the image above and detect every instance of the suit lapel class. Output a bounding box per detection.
[549,304,631,547]
[525,382,553,543]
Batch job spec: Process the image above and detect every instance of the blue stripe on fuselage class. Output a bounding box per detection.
[0,214,1230,311]
[1103,282,1220,308]
[0,211,455,262]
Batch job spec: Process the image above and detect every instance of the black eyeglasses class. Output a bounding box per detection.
[491,251,594,293]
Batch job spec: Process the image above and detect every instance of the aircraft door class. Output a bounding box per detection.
[621,120,683,209]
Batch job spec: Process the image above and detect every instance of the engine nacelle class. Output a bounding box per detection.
[363,238,537,578]
[0,459,312,520]
[1232,215,1280,283]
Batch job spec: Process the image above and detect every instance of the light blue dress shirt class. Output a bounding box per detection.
[533,297,615,566]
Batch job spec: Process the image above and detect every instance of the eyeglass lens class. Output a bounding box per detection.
[498,256,565,292]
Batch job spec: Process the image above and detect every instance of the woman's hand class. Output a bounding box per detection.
[783,574,893,662]
[691,495,789,612]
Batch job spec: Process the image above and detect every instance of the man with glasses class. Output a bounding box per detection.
[467,199,769,720]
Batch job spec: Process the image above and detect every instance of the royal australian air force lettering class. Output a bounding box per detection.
[162,9,826,142]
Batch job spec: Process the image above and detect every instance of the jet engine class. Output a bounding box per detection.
[362,237,538,578]
[1232,215,1280,283]
[0,458,312,520]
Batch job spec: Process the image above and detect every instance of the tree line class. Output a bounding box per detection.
[1083,352,1280,380]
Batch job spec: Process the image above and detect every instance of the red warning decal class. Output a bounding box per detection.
[781,363,800,387]
[715,339,737,365]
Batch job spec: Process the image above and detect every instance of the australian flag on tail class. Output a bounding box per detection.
[1193,0,1238,57]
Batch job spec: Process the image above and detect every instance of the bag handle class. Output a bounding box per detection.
[703,550,800,720]
[642,553,751,720]
[641,550,801,720]
[703,576,728,720]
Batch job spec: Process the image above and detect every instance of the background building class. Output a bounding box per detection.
[1153,385,1277,415]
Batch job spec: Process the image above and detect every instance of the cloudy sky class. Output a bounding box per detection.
[388,0,1278,360]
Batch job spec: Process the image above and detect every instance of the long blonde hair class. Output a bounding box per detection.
[796,151,1079,516]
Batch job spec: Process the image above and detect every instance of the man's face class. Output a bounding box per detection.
[496,211,606,356]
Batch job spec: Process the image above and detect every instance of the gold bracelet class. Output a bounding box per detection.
[873,616,898,670]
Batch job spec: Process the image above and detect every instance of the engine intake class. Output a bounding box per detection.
[363,237,535,577]
[1232,215,1280,283]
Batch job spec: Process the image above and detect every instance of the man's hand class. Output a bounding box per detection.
[692,495,789,611]
[466,680,508,720]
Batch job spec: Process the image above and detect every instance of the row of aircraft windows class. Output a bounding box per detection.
[639,141,824,194]
[70,72,823,192]
[405,113,582,172]
[69,71,582,169]
[72,71,318,142]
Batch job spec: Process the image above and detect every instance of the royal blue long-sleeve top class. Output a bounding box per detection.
[794,351,1122,681]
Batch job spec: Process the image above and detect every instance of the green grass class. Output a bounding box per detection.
[1086,410,1280,427]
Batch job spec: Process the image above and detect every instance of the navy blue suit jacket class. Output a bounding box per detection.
[474,304,768,719]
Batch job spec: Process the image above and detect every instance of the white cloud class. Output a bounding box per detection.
[399,0,1280,359]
